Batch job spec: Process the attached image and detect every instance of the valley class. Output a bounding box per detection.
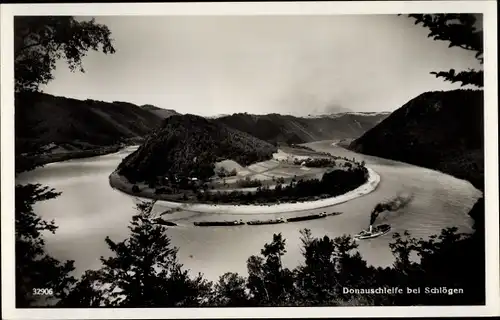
[9,12,491,310]
[15,92,389,170]
[16,141,481,282]
[15,88,485,283]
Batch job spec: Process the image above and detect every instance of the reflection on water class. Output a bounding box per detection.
[16,142,482,281]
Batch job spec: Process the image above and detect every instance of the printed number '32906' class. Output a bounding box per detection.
[33,288,54,295]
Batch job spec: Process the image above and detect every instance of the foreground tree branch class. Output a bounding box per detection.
[404,14,483,88]
[14,16,116,92]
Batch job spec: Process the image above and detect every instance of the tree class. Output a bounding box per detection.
[294,229,339,305]
[294,230,373,306]
[388,231,419,276]
[209,272,250,307]
[412,227,484,305]
[15,16,116,92]
[57,270,106,307]
[246,233,295,306]
[15,184,77,307]
[384,227,486,306]
[75,201,212,307]
[14,16,116,306]
[406,14,483,88]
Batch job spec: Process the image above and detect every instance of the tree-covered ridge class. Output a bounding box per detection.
[349,89,484,190]
[215,112,389,145]
[16,92,164,154]
[118,114,278,183]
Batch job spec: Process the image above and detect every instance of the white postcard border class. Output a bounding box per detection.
[1,1,498,319]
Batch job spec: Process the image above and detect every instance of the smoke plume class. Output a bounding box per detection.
[369,192,414,226]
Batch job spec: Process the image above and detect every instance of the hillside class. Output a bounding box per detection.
[141,104,179,119]
[349,89,484,190]
[15,92,165,153]
[214,112,389,145]
[117,114,278,183]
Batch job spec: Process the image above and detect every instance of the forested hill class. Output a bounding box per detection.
[117,114,277,183]
[214,112,389,145]
[349,89,484,190]
[15,92,166,153]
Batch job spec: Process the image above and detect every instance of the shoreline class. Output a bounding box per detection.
[19,138,144,168]
[109,167,380,215]
[24,145,123,167]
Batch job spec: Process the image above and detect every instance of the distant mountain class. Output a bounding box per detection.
[315,111,391,118]
[349,89,484,190]
[214,112,390,145]
[117,114,277,183]
[321,104,353,114]
[15,92,165,153]
[141,104,179,119]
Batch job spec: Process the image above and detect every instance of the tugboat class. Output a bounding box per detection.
[354,224,391,240]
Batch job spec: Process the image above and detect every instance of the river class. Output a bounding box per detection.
[16,141,482,281]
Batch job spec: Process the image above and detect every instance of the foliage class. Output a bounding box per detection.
[406,14,483,88]
[164,165,368,205]
[289,144,317,152]
[215,167,238,178]
[387,226,485,305]
[293,229,388,306]
[246,233,295,305]
[430,69,483,89]
[60,201,213,307]
[292,154,365,168]
[57,270,106,307]
[15,149,46,174]
[15,16,117,307]
[236,177,263,188]
[208,272,250,306]
[15,16,116,92]
[55,195,484,307]
[15,184,77,307]
[294,157,336,167]
[214,216,483,307]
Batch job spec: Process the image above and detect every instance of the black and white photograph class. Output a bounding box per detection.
[1,1,498,319]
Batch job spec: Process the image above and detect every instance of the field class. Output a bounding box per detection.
[110,145,369,208]
[209,148,332,191]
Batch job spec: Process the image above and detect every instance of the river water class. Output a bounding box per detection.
[16,141,482,281]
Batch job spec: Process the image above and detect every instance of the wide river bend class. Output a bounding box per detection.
[16,141,482,281]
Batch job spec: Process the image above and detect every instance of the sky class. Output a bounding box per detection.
[42,15,483,117]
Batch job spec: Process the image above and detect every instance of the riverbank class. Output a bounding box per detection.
[17,135,146,169]
[20,139,481,283]
[109,166,380,214]
[22,145,123,167]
